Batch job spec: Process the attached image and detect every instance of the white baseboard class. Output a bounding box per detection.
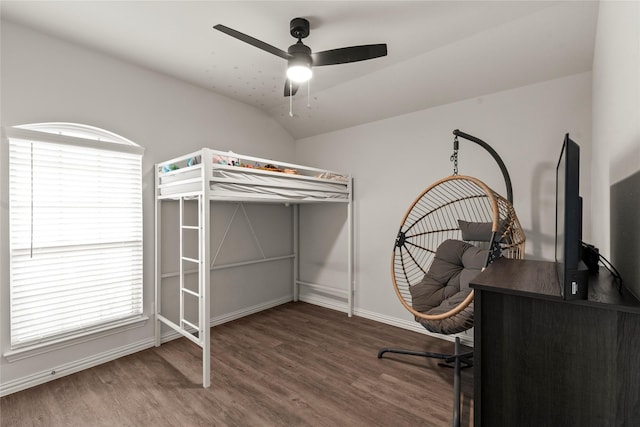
[298,294,348,314]
[210,296,293,327]
[298,292,474,347]
[1,296,292,397]
[0,338,156,397]
[1,296,472,397]
[354,307,475,347]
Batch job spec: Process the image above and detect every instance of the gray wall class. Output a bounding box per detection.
[294,72,592,327]
[591,1,640,298]
[1,20,295,392]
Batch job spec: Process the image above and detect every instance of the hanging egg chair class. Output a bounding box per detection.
[378,130,526,427]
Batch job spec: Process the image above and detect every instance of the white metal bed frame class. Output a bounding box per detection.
[154,148,353,387]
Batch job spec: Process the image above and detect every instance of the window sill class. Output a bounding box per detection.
[4,316,149,363]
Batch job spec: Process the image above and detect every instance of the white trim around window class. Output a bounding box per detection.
[5,124,145,354]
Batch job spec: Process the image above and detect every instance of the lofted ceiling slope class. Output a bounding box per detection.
[1,1,599,139]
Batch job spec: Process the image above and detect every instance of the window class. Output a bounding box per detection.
[7,123,144,350]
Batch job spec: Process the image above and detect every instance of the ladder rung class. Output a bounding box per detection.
[181,256,199,263]
[181,225,199,230]
[181,288,200,298]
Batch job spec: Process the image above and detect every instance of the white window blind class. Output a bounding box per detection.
[8,125,144,349]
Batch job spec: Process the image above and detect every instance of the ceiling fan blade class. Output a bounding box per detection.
[213,24,291,60]
[284,79,300,97]
[312,44,387,66]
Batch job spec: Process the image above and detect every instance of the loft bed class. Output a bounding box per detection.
[154,148,353,387]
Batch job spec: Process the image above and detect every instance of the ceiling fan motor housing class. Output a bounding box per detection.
[288,41,312,67]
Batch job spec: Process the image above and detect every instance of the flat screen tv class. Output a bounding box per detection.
[555,133,588,299]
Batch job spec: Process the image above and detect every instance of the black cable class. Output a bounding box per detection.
[581,241,623,292]
[598,253,624,292]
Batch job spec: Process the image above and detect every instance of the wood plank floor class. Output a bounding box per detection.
[1,302,473,426]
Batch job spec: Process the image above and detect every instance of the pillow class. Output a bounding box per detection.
[458,219,506,242]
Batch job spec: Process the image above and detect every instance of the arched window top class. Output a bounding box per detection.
[16,122,139,147]
[8,122,144,156]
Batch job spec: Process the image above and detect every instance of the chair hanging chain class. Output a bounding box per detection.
[450,135,459,175]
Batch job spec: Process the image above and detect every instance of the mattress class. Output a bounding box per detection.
[157,149,350,203]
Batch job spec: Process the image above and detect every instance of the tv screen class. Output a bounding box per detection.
[555,133,588,299]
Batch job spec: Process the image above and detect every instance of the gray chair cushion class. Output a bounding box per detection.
[409,239,488,334]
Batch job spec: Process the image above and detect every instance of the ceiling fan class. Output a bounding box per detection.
[213,18,388,97]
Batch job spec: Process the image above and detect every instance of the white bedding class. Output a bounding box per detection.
[157,153,350,203]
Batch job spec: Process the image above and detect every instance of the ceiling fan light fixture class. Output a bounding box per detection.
[286,64,312,83]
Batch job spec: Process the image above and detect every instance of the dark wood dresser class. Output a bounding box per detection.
[470,257,640,427]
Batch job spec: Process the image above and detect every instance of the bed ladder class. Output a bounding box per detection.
[178,195,211,387]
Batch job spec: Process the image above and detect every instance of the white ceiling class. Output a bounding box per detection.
[1,1,599,139]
